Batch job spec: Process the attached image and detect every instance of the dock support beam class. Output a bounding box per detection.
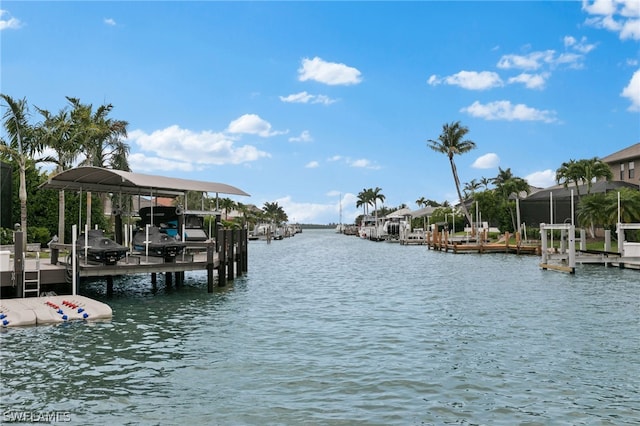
[14,231,24,297]
[207,242,215,293]
[217,229,227,287]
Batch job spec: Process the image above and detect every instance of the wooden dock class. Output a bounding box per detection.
[0,229,248,298]
[425,229,541,255]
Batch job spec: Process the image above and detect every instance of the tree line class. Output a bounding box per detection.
[355,121,640,236]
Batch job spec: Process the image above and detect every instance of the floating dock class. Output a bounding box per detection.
[0,295,112,327]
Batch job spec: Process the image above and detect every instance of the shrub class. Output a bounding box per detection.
[28,227,51,247]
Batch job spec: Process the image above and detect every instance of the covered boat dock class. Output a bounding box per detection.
[1,166,250,299]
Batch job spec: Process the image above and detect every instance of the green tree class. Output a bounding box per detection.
[0,94,45,243]
[427,121,476,225]
[556,157,613,201]
[356,188,372,216]
[34,105,77,243]
[493,167,529,233]
[68,97,130,228]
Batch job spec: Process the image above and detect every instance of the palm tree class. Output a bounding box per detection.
[577,193,608,234]
[494,167,530,233]
[0,94,45,244]
[371,186,385,221]
[556,157,612,202]
[480,176,494,190]
[68,97,130,227]
[356,188,372,216]
[427,121,476,225]
[35,106,77,243]
[463,179,482,196]
[415,196,427,208]
[604,188,640,224]
[219,197,237,220]
[580,157,613,196]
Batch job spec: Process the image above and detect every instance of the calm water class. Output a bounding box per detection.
[1,229,639,425]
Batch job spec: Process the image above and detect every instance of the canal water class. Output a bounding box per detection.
[1,229,638,425]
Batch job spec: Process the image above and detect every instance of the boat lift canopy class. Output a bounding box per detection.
[40,166,250,197]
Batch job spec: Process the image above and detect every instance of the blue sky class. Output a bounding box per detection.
[2,1,639,224]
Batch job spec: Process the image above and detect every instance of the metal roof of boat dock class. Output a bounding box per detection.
[40,166,250,197]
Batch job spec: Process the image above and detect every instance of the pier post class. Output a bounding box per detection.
[14,231,24,297]
[106,276,113,297]
[242,227,248,273]
[540,224,548,266]
[165,272,173,287]
[217,228,227,287]
[114,212,123,244]
[604,230,611,252]
[227,230,235,281]
[207,241,215,293]
[151,272,157,285]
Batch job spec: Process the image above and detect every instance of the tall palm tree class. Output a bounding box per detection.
[415,196,427,208]
[427,121,476,225]
[356,188,372,216]
[68,97,130,227]
[35,106,77,243]
[371,186,385,220]
[0,94,45,243]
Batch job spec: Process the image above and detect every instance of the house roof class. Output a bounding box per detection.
[601,142,640,163]
[40,166,250,197]
[411,206,437,218]
[522,180,638,201]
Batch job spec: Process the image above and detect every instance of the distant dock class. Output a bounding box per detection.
[425,229,541,255]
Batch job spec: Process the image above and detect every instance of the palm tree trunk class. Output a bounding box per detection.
[19,162,27,248]
[449,157,472,225]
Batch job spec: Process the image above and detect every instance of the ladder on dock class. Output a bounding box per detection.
[23,253,41,297]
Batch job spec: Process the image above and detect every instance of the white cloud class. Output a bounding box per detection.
[428,71,503,90]
[104,18,116,26]
[289,130,313,143]
[128,153,196,172]
[563,35,597,53]
[349,158,381,169]
[305,161,319,168]
[583,0,640,40]
[128,125,270,167]
[508,72,549,89]
[525,169,556,189]
[0,10,22,30]
[461,100,558,123]
[298,57,362,86]
[328,155,343,162]
[497,50,555,70]
[472,153,500,169]
[226,113,286,137]
[621,69,640,111]
[280,91,337,105]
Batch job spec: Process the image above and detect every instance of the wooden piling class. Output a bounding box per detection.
[14,231,24,297]
[227,230,235,281]
[207,241,215,293]
[217,228,227,287]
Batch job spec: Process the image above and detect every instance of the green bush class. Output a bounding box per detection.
[0,228,13,245]
[28,227,51,247]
